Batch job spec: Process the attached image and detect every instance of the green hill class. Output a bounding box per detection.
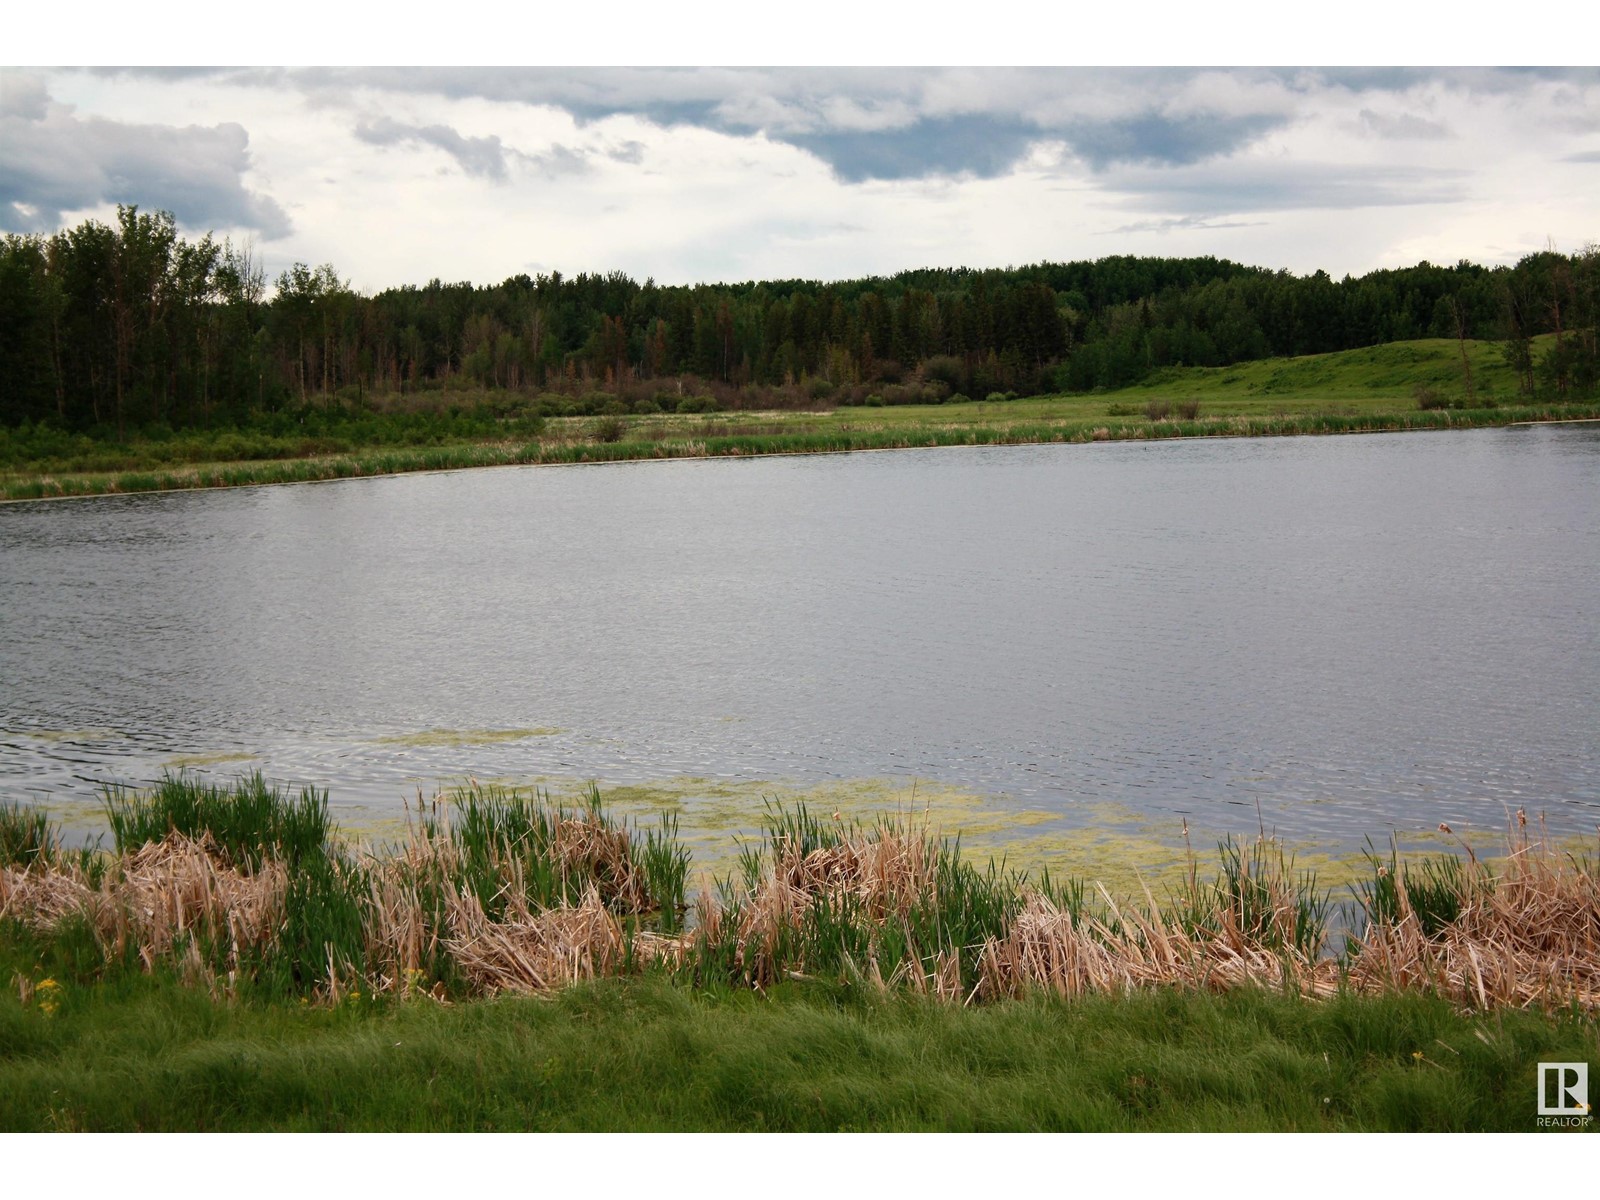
[1106,336,1541,409]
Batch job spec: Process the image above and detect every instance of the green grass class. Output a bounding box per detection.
[414,781,690,928]
[0,799,58,869]
[1357,836,1476,938]
[5,337,1596,502]
[0,952,1593,1132]
[1211,835,1329,958]
[103,771,332,871]
[690,800,1030,995]
[1113,337,1532,406]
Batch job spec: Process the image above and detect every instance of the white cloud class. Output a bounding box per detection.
[6,66,1595,289]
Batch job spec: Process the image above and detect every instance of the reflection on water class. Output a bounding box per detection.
[3,424,1598,861]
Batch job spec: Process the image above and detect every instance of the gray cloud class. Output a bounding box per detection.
[525,144,590,179]
[1,71,49,120]
[0,75,289,238]
[1065,113,1290,170]
[1563,150,1600,163]
[289,65,1581,171]
[1358,109,1451,139]
[0,115,290,239]
[86,66,243,82]
[353,117,591,182]
[1102,215,1269,235]
[94,66,1319,182]
[1099,162,1470,216]
[788,115,1042,182]
[354,117,514,181]
[1308,66,1599,94]
[68,66,1593,192]
[783,110,1287,184]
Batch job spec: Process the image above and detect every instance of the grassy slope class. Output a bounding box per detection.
[1110,337,1527,407]
[4,337,1594,502]
[3,953,1595,1133]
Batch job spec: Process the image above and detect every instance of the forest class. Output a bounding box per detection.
[0,206,1595,436]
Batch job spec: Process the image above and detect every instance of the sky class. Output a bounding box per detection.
[4,6,1598,295]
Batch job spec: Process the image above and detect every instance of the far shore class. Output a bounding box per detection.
[7,400,1599,505]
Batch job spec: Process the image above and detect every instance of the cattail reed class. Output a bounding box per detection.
[3,780,1595,1013]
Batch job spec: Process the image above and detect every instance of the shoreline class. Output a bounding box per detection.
[6,404,1598,505]
[5,776,1596,1015]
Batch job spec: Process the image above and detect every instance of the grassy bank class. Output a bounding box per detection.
[4,778,1597,1131]
[5,337,1596,502]
[4,962,1595,1132]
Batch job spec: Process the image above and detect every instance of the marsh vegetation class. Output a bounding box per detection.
[4,777,1595,1013]
[5,778,1596,1131]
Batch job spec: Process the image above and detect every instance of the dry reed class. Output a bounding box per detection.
[975,883,1341,1002]
[5,785,1596,1012]
[771,819,941,916]
[0,863,100,930]
[687,811,1009,999]
[0,832,285,973]
[443,885,632,993]
[1346,821,1599,1011]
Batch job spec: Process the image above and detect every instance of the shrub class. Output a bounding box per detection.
[1144,399,1171,420]
[675,395,718,414]
[1174,398,1202,420]
[1413,385,1451,410]
[590,415,627,443]
[573,392,615,416]
[632,397,660,415]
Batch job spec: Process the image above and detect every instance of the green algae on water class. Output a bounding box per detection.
[163,751,262,768]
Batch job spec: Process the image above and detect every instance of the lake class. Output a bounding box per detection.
[3,423,1597,876]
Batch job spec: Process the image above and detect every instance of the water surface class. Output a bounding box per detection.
[4,424,1597,866]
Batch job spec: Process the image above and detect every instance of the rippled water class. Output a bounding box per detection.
[3,424,1597,860]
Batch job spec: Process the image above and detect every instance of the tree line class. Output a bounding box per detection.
[1,206,1595,434]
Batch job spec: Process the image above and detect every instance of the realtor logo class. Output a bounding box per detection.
[1537,1063,1590,1122]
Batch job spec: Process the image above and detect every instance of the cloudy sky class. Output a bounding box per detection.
[5,10,1597,292]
